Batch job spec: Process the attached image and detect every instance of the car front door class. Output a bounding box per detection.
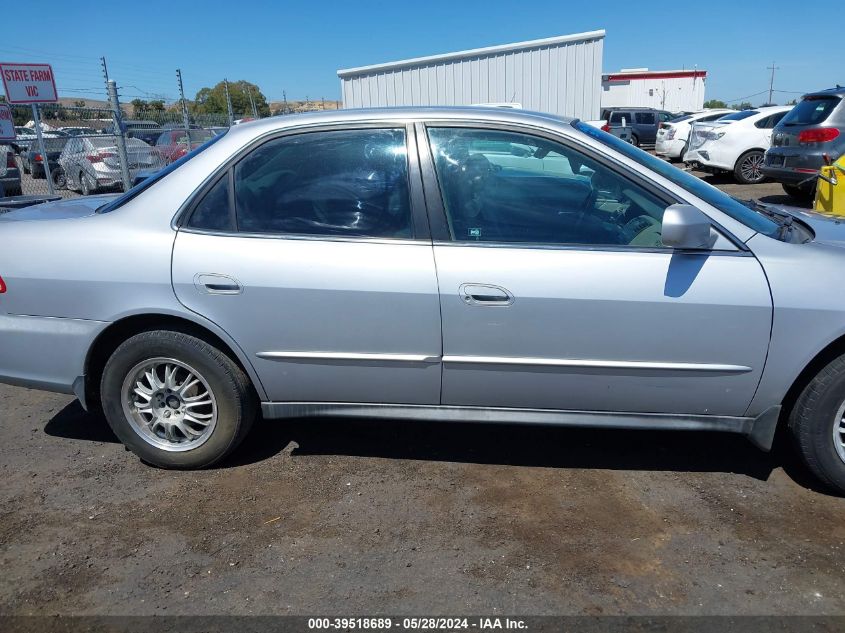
[171,124,442,405]
[419,123,772,416]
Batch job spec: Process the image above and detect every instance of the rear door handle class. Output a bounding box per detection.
[194,273,242,295]
[459,283,514,306]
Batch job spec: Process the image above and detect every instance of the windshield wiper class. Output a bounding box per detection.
[740,198,796,239]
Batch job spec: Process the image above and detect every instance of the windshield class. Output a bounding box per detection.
[718,110,758,121]
[97,128,227,214]
[574,121,780,238]
[781,96,840,126]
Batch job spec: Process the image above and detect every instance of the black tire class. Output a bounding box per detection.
[79,171,94,195]
[734,150,766,184]
[52,167,66,190]
[782,182,815,203]
[676,143,689,163]
[630,134,640,147]
[100,330,256,469]
[789,353,845,494]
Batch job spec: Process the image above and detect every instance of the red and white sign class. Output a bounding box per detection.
[0,62,58,104]
[0,103,14,140]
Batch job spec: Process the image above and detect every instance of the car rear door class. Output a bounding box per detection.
[171,123,443,405]
[418,122,772,416]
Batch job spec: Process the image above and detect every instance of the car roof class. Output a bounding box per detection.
[228,106,575,138]
[802,86,845,98]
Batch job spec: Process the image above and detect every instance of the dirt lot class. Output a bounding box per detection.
[1,176,841,619]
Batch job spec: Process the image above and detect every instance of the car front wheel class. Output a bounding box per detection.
[790,353,845,494]
[100,330,256,468]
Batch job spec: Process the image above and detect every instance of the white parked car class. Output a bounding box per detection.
[683,106,792,184]
[655,109,735,161]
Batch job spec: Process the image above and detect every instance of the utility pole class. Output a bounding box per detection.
[107,80,132,191]
[223,78,234,126]
[767,62,779,104]
[30,103,54,195]
[176,69,192,151]
[245,85,258,118]
[283,90,288,114]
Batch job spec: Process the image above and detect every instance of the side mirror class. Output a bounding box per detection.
[661,204,716,250]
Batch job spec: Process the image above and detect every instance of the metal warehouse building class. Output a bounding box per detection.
[601,68,707,113]
[337,30,605,120]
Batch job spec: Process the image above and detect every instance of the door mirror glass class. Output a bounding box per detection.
[661,204,716,250]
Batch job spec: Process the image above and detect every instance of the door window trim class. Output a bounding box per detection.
[175,121,431,243]
[414,120,747,253]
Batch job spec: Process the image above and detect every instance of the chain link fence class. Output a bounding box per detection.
[1,83,339,202]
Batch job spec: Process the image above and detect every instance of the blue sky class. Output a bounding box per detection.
[1,0,837,106]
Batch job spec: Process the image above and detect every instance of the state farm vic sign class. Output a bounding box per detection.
[0,63,58,104]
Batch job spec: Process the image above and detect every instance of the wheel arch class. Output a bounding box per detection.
[780,332,845,427]
[83,311,267,411]
[734,147,767,168]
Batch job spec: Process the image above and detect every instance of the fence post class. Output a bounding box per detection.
[176,69,193,152]
[224,79,234,126]
[31,103,55,196]
[106,79,132,192]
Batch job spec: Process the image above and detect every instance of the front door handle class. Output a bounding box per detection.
[194,273,242,295]
[459,283,514,306]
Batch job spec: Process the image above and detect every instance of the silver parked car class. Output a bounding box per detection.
[59,135,165,195]
[3,107,845,491]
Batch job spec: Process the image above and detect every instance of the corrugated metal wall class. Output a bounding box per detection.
[601,76,706,112]
[338,32,604,120]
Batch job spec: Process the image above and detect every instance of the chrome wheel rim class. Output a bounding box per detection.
[740,154,765,182]
[121,357,218,452]
[834,400,845,464]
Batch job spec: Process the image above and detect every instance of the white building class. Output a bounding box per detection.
[337,30,605,120]
[601,68,707,113]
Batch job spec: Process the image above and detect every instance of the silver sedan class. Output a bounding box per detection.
[2,107,845,493]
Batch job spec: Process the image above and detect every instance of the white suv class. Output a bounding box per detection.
[683,106,792,184]
[656,109,734,161]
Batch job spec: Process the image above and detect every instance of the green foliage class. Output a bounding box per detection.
[192,80,270,117]
[73,100,87,108]
[730,101,754,111]
[703,99,728,109]
[131,98,167,117]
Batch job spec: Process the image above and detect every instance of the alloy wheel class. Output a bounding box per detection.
[834,400,845,465]
[740,153,765,183]
[121,357,218,452]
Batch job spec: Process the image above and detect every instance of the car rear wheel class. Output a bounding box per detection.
[52,167,66,190]
[734,150,766,184]
[789,353,845,494]
[782,183,815,203]
[100,330,256,469]
[630,134,640,147]
[79,171,94,195]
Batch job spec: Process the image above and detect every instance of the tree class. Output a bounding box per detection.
[703,99,727,109]
[192,80,270,117]
[73,100,87,108]
[730,101,754,111]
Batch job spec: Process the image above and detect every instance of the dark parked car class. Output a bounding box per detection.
[600,107,675,147]
[763,87,845,202]
[103,120,163,145]
[22,136,68,180]
[0,145,22,196]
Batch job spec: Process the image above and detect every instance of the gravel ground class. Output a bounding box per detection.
[0,172,837,619]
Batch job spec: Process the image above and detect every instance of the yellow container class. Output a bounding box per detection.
[814,156,845,216]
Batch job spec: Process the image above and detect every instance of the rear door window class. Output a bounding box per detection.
[781,96,841,126]
[635,112,656,125]
[232,128,414,238]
